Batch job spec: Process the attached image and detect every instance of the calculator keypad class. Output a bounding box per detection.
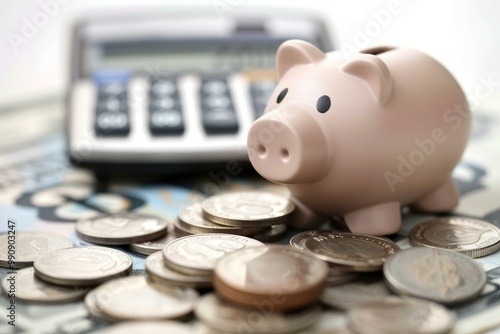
[93,74,275,138]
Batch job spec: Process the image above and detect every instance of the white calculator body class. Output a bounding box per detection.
[66,9,334,174]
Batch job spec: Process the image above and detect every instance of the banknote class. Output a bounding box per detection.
[1,99,500,333]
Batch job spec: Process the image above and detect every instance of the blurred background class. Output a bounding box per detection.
[1,0,499,178]
[2,0,500,109]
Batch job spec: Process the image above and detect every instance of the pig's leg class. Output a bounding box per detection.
[344,202,401,236]
[412,178,459,212]
[288,197,328,229]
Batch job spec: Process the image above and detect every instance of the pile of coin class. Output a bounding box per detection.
[3,204,499,333]
[174,191,294,242]
[287,221,492,332]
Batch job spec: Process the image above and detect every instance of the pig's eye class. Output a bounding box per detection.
[276,88,288,104]
[316,95,331,113]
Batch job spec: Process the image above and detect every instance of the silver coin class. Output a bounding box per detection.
[321,280,391,310]
[162,234,264,276]
[304,233,399,271]
[0,231,72,268]
[1,267,89,303]
[178,202,266,235]
[409,216,500,258]
[84,287,117,322]
[251,224,288,242]
[34,246,132,286]
[325,272,360,286]
[76,212,168,245]
[289,230,327,249]
[145,251,212,288]
[195,293,321,334]
[95,276,199,320]
[94,321,195,334]
[348,297,455,334]
[383,247,486,304]
[202,191,295,227]
[129,233,177,256]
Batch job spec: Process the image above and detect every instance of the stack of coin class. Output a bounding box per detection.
[174,191,293,242]
[153,234,264,288]
[214,245,328,312]
[409,216,500,258]
[145,251,212,289]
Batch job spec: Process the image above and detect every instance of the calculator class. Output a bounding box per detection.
[66,9,334,174]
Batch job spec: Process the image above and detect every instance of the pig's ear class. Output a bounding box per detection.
[277,40,325,79]
[340,55,393,105]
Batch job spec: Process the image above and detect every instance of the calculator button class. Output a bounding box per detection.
[96,96,125,112]
[199,76,238,135]
[150,109,184,135]
[204,95,231,109]
[202,108,239,134]
[95,111,130,136]
[151,96,176,110]
[202,80,228,95]
[251,81,276,119]
[94,77,130,137]
[151,80,176,96]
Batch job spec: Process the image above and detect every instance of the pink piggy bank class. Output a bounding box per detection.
[247,40,470,236]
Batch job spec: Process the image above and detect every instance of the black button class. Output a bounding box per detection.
[95,111,130,137]
[202,108,239,134]
[95,81,129,137]
[149,109,184,135]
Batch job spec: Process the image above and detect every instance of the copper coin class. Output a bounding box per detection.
[214,245,328,311]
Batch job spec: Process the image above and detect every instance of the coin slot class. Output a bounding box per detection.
[281,148,289,162]
[258,144,267,158]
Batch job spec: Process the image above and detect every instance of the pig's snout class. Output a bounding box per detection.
[247,107,329,184]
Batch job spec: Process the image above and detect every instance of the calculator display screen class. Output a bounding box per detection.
[87,36,305,74]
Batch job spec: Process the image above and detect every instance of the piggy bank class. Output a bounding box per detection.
[247,40,470,236]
